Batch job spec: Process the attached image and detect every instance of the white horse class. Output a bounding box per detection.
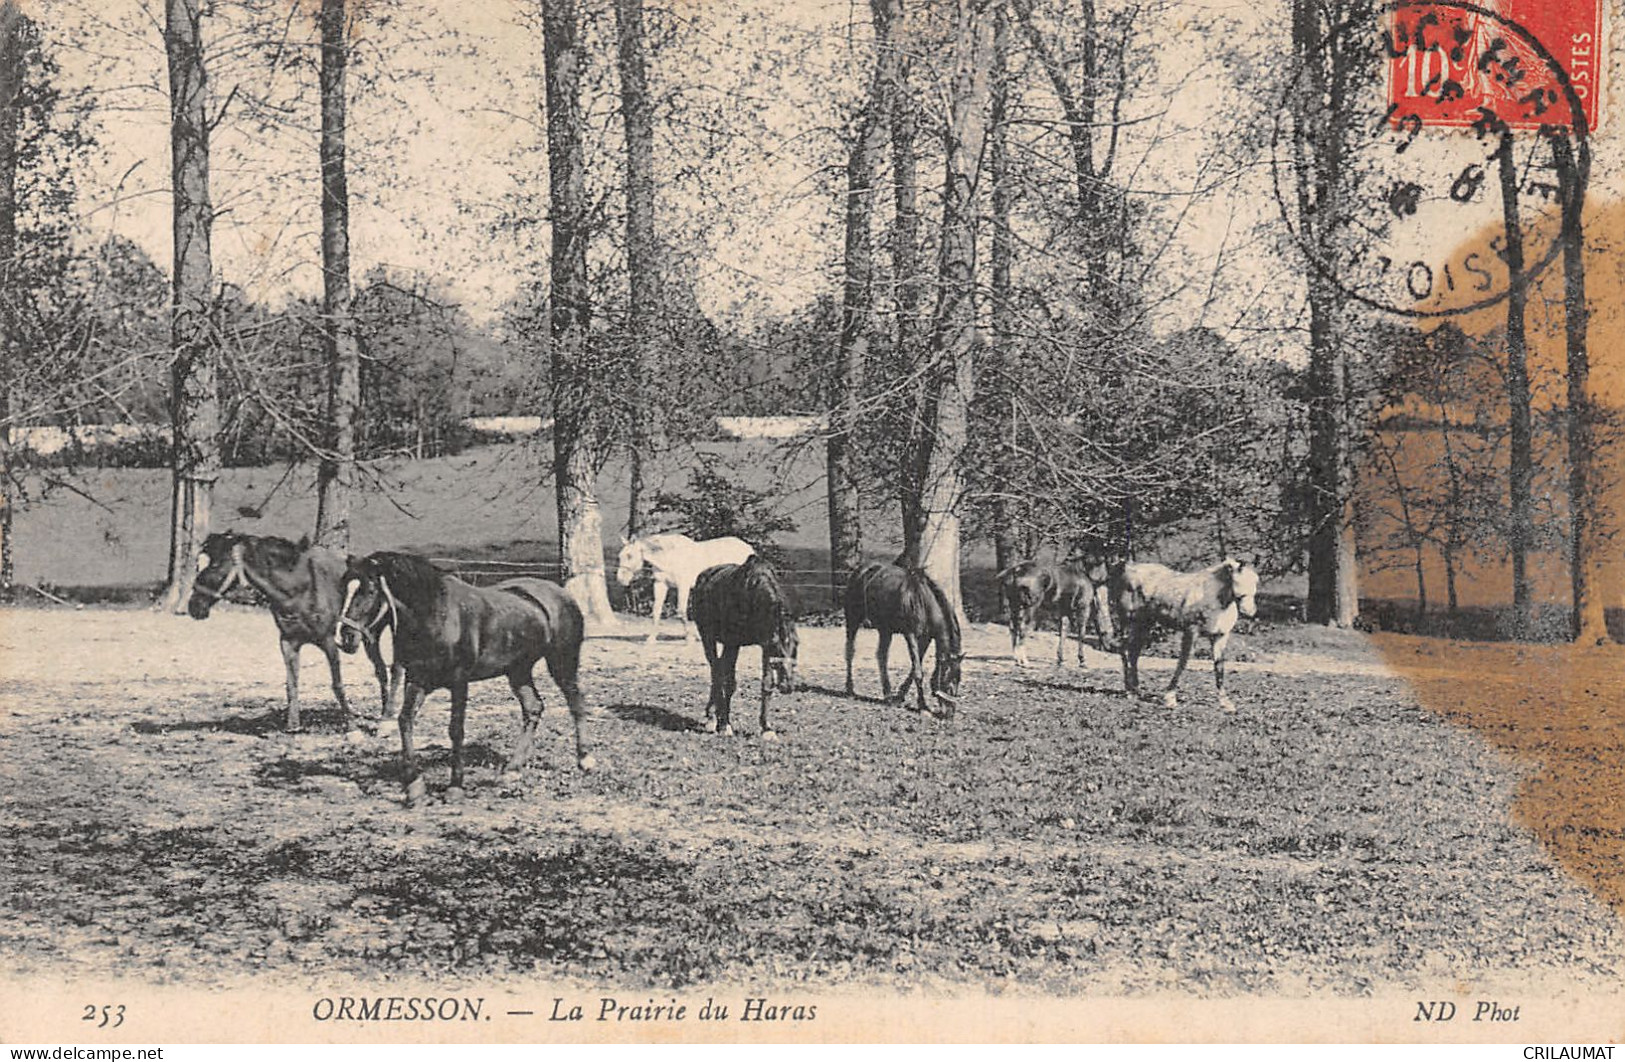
[1110,557,1260,712]
[615,532,756,642]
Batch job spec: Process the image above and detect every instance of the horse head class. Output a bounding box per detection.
[768,614,799,694]
[337,554,397,654]
[1224,557,1260,618]
[187,532,247,619]
[931,651,965,717]
[614,537,644,586]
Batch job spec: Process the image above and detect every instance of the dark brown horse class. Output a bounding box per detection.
[1110,557,1260,712]
[187,532,399,735]
[843,562,963,717]
[688,556,799,738]
[998,556,1115,668]
[339,551,593,804]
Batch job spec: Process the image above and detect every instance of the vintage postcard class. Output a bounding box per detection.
[1,0,1621,1046]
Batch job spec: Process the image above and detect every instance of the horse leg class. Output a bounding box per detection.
[443,682,470,800]
[364,636,395,736]
[321,637,365,743]
[844,622,859,697]
[1210,630,1236,712]
[714,644,739,736]
[900,633,926,712]
[279,637,302,732]
[540,637,595,771]
[1121,617,1144,698]
[398,684,427,806]
[1074,602,1090,668]
[676,582,694,641]
[504,671,545,775]
[1164,628,1195,707]
[758,646,777,740]
[1010,603,1028,668]
[876,631,895,703]
[701,635,723,733]
[647,580,668,643]
[1056,610,1069,669]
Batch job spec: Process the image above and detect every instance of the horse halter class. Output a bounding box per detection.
[189,542,246,603]
[339,573,400,641]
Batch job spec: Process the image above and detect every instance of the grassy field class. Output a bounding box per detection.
[2,602,1622,1017]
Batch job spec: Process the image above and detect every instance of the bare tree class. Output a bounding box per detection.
[1551,133,1607,643]
[160,0,221,613]
[892,0,927,556]
[1493,131,1534,634]
[827,0,900,601]
[312,0,360,549]
[913,0,992,619]
[987,0,1018,575]
[614,0,658,540]
[1289,0,1363,628]
[0,0,21,595]
[542,0,613,623]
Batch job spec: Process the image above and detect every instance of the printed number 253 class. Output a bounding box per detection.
[83,1004,125,1029]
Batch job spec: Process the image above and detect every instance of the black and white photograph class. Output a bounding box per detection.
[0,0,1622,1045]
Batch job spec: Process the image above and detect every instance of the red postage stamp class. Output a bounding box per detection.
[1387,0,1605,129]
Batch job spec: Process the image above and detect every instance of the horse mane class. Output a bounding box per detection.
[908,567,960,653]
[243,534,308,570]
[366,551,451,610]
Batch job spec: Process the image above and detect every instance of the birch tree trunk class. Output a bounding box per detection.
[160,0,220,614]
[543,0,614,624]
[917,0,991,621]
[314,0,360,549]
[0,1,20,597]
[892,0,925,558]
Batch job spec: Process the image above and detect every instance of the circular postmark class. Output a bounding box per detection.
[1271,0,1591,318]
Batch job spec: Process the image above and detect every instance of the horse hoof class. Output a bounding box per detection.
[761,729,777,741]
[404,777,427,806]
[344,729,367,745]
[719,725,734,737]
[577,754,596,772]
[1218,696,1237,713]
[1162,691,1179,708]
[445,787,465,804]
[375,719,399,740]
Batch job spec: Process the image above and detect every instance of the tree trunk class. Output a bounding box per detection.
[161,0,220,614]
[0,1,21,598]
[314,0,360,550]
[891,0,925,558]
[1551,134,1606,643]
[989,2,1018,578]
[828,0,897,602]
[916,0,991,622]
[543,0,614,625]
[1293,0,1359,628]
[1496,132,1533,636]
[615,0,658,540]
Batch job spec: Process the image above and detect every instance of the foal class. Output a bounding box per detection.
[999,556,1113,668]
[1110,557,1259,711]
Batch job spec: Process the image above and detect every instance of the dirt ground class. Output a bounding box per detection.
[2,603,1623,1002]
